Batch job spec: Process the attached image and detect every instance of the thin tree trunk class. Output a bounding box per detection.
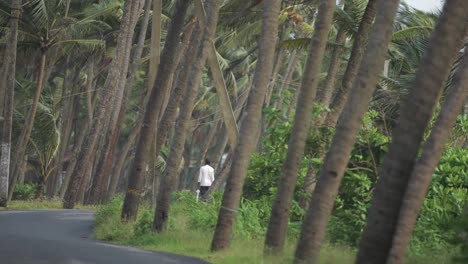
[265,0,336,254]
[324,0,378,128]
[388,47,468,264]
[48,62,77,197]
[121,0,190,221]
[315,27,347,107]
[154,19,198,162]
[0,0,21,207]
[63,0,140,209]
[147,0,162,94]
[211,0,282,251]
[106,123,139,201]
[59,115,89,199]
[8,50,47,202]
[88,0,152,205]
[357,1,468,262]
[153,0,221,232]
[293,0,399,262]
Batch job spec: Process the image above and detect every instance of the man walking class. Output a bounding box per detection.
[198,159,214,196]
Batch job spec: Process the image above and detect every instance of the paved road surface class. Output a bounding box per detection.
[0,210,208,264]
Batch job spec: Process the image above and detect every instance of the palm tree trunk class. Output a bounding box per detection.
[153,19,198,162]
[106,122,139,201]
[357,1,468,262]
[121,0,190,221]
[293,0,399,262]
[210,0,282,251]
[59,121,89,199]
[388,47,468,264]
[0,0,21,207]
[324,0,378,128]
[63,0,141,209]
[315,27,347,107]
[147,0,162,95]
[265,0,336,254]
[47,61,78,198]
[8,49,47,202]
[88,0,152,205]
[153,0,221,232]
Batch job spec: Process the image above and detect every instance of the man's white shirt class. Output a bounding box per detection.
[198,165,215,186]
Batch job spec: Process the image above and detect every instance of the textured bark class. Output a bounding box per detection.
[8,50,47,202]
[324,0,378,128]
[59,117,89,199]
[265,0,336,253]
[147,0,162,94]
[88,0,152,205]
[315,28,347,107]
[357,1,468,262]
[388,48,468,264]
[47,62,78,198]
[0,0,21,207]
[153,0,221,232]
[211,0,282,251]
[293,0,399,262]
[63,0,140,209]
[121,0,190,221]
[154,19,198,162]
[106,123,139,201]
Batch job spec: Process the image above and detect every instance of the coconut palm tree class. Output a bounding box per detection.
[121,0,191,222]
[87,0,153,205]
[153,0,230,231]
[293,0,401,262]
[324,0,377,128]
[388,47,467,264]
[356,0,468,262]
[211,0,282,251]
[0,0,108,202]
[0,0,21,207]
[63,0,140,209]
[264,0,336,254]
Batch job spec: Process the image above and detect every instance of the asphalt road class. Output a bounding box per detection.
[0,210,209,264]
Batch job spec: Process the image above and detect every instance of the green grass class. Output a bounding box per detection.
[0,198,96,210]
[93,195,461,264]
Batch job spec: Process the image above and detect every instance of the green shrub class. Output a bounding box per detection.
[12,184,37,200]
[94,195,134,242]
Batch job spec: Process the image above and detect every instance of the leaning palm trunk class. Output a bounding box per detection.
[265,0,336,254]
[356,1,468,262]
[8,50,47,202]
[315,25,347,108]
[121,0,190,222]
[324,0,378,128]
[387,47,468,264]
[211,0,282,251]
[293,0,400,263]
[63,0,141,209]
[0,0,21,207]
[153,0,221,232]
[88,0,152,205]
[153,19,198,165]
